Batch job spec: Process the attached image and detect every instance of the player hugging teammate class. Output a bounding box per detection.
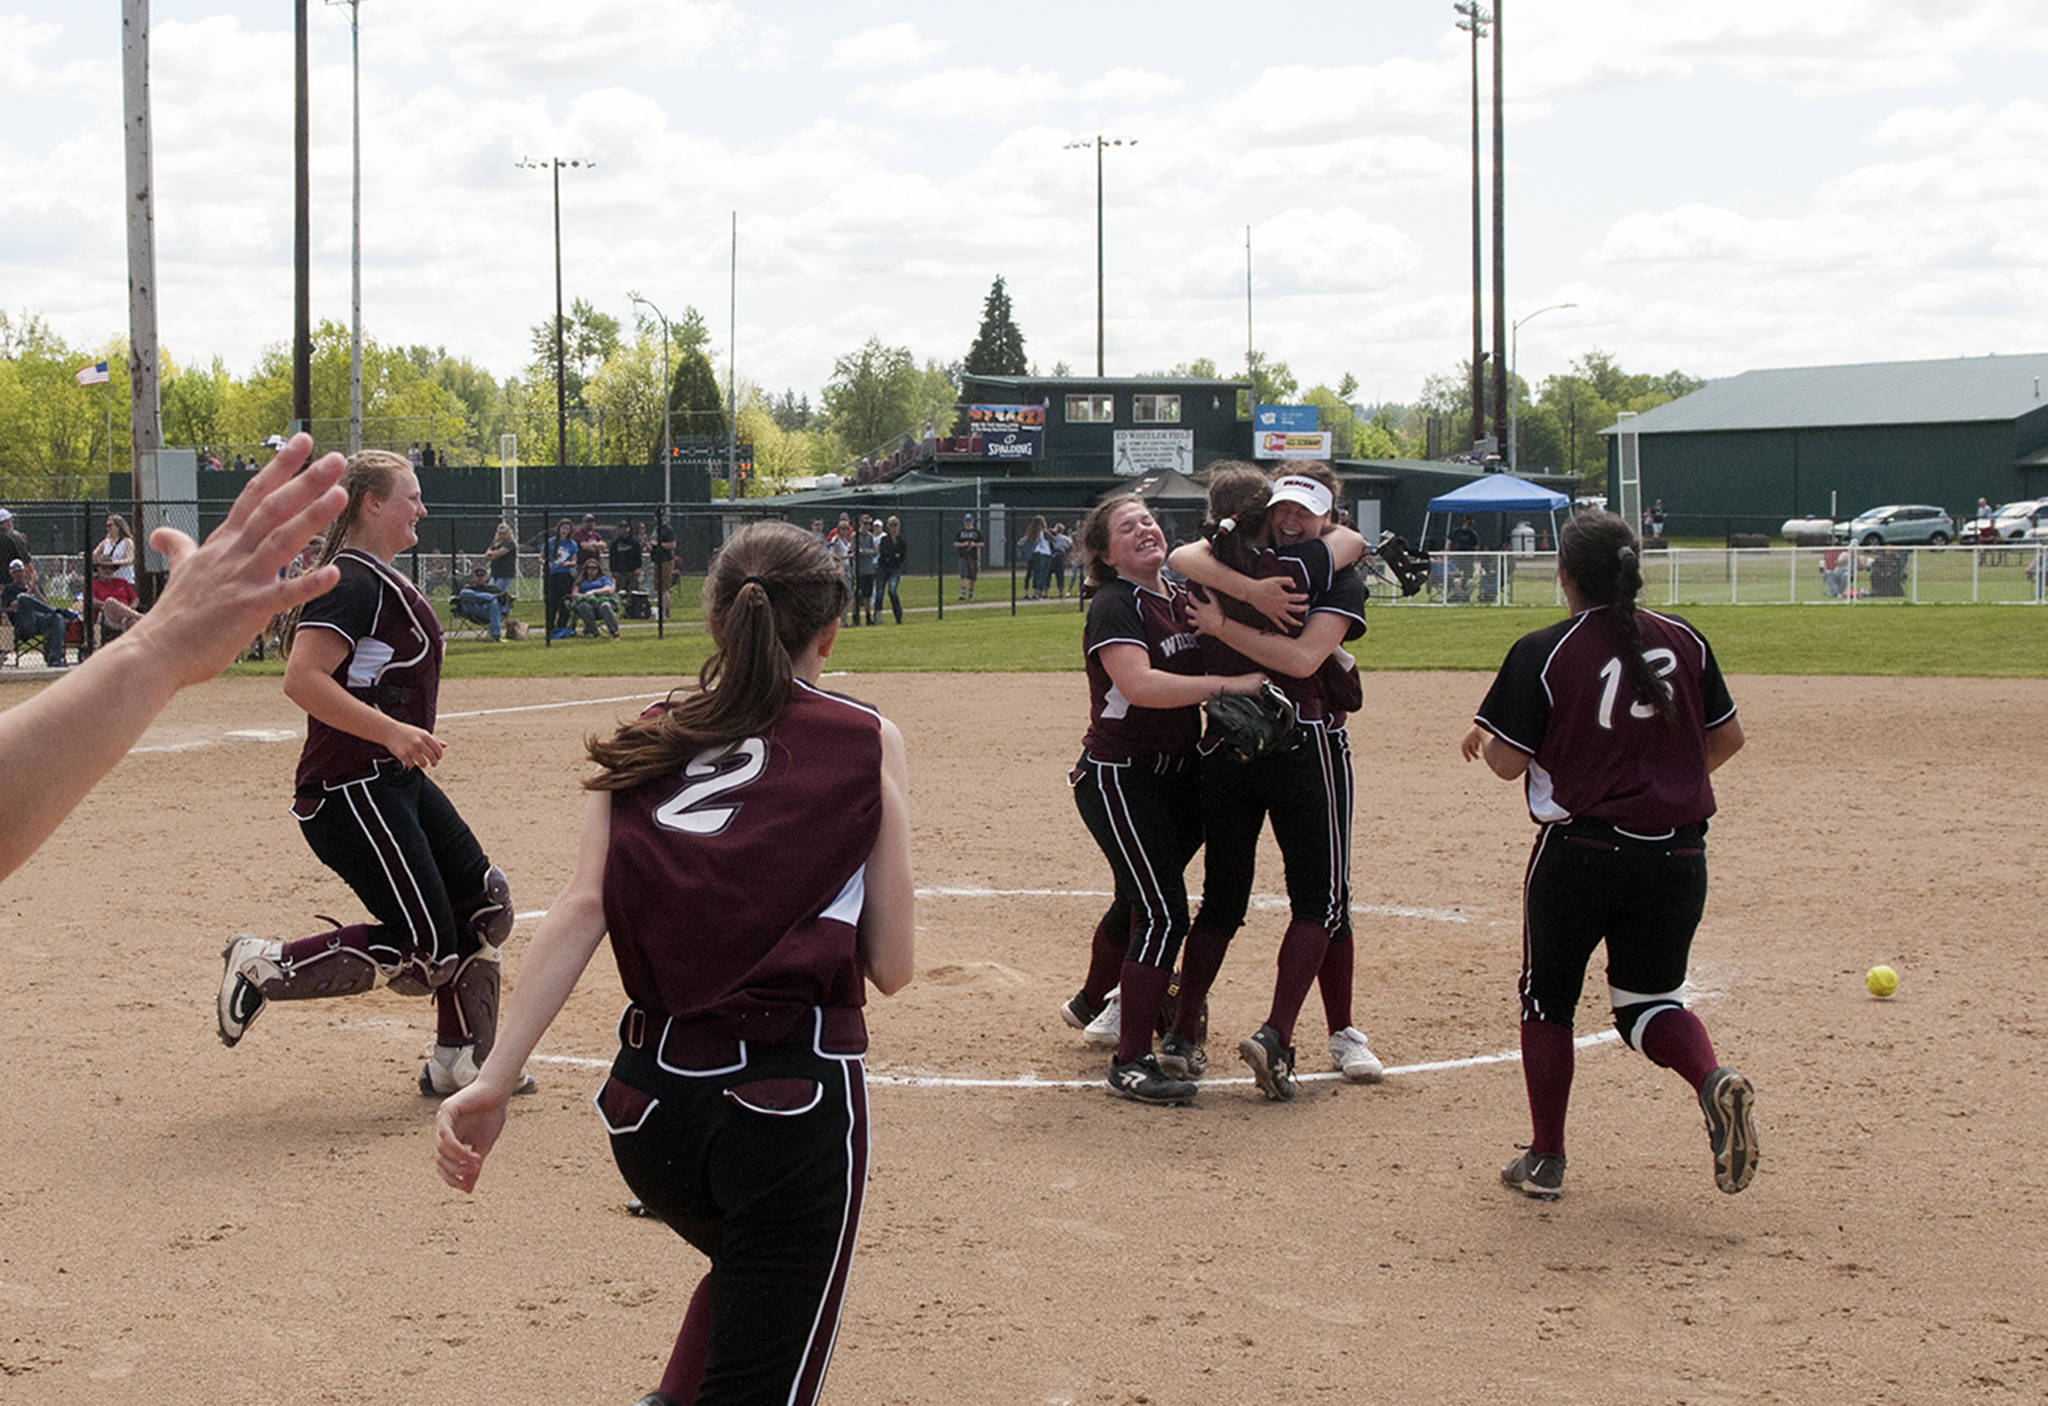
[1062,493,1268,1105]
[1162,463,1383,1099]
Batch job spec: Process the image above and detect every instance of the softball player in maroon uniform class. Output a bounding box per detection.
[436,520,915,1406]
[216,451,516,1097]
[1063,494,1265,1106]
[1462,510,1756,1199]
[1168,467,1378,1098]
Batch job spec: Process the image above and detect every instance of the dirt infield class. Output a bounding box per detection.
[2,670,2044,1404]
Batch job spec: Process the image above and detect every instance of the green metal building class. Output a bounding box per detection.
[1599,352,2048,537]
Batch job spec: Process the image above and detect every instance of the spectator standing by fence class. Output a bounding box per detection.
[544,519,579,640]
[874,515,905,624]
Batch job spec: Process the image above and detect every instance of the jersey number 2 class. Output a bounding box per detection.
[1595,649,1677,729]
[653,738,768,836]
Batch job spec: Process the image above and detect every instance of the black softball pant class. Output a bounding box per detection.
[1196,720,1351,935]
[1520,819,1708,1032]
[1070,753,1203,970]
[602,1037,868,1406]
[293,766,490,988]
[543,571,574,634]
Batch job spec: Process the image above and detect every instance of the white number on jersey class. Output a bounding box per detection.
[1594,648,1678,730]
[653,737,768,836]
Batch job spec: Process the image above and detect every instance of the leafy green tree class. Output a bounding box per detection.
[528,298,622,411]
[1301,385,1358,458]
[822,338,922,461]
[161,355,234,453]
[963,276,1028,377]
[767,389,813,432]
[235,321,472,459]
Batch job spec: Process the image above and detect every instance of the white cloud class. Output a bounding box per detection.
[825,22,945,72]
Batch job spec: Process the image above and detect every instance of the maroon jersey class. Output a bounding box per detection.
[1474,605,1737,830]
[1192,538,1365,722]
[602,680,883,1048]
[293,550,443,790]
[1080,576,1205,762]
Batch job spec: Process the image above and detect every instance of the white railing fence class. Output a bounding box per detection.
[1376,543,2048,608]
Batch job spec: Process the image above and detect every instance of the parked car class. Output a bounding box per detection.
[1961,499,2048,542]
[1830,504,1954,546]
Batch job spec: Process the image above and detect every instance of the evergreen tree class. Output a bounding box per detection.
[963,276,1028,377]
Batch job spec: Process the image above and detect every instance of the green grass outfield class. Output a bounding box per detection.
[230,582,2048,682]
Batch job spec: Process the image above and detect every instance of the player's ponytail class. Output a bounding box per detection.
[277,450,408,658]
[1559,510,1674,722]
[1200,461,1275,627]
[587,520,849,790]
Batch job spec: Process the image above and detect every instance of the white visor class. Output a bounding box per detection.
[1268,475,1333,518]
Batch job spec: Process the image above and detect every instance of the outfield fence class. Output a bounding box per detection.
[1383,543,2048,608]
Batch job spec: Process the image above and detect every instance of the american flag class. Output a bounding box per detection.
[76,361,110,386]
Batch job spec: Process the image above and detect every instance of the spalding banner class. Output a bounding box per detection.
[967,404,1045,460]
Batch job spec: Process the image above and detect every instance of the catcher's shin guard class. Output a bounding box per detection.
[247,938,379,1001]
[446,946,504,1065]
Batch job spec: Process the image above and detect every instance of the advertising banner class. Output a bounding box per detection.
[1254,430,1334,461]
[968,404,1045,460]
[1113,429,1194,476]
[1255,404,1318,433]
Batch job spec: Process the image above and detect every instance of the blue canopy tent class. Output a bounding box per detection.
[1422,474,1571,553]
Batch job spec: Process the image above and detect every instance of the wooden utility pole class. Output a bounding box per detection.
[122,0,161,587]
[293,0,311,435]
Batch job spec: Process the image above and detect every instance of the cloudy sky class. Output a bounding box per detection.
[6,0,2046,410]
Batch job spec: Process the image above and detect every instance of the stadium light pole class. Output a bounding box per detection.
[1454,1,1490,454]
[1509,301,1575,473]
[516,156,593,472]
[325,0,361,453]
[1063,135,1135,376]
[628,291,672,509]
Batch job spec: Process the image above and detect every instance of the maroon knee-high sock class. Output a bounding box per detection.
[1172,919,1234,1039]
[657,1277,714,1403]
[1637,1006,1719,1092]
[1317,935,1355,1033]
[1263,920,1331,1047]
[1521,1018,1575,1159]
[433,985,465,1045]
[1082,910,1127,1003]
[1115,961,1172,1063]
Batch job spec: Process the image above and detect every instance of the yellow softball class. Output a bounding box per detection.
[1866,965,1899,998]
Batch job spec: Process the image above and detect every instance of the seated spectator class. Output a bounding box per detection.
[609,519,643,592]
[5,559,77,668]
[571,558,620,638]
[453,565,510,642]
[91,513,145,636]
[1820,547,1851,598]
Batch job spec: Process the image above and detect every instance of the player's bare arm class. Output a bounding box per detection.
[1187,594,1350,680]
[1460,723,1531,780]
[859,717,916,996]
[284,628,446,769]
[0,439,345,882]
[1317,524,1368,569]
[1098,640,1265,708]
[436,789,612,1193]
[1166,539,1305,630]
[1704,715,1745,772]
